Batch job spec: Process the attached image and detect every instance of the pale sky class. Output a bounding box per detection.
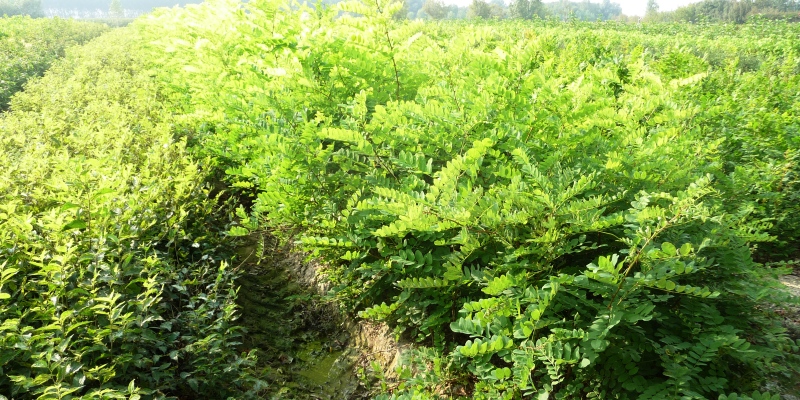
[444,0,700,16]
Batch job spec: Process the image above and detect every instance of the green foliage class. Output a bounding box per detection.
[719,392,782,400]
[660,0,800,23]
[508,0,544,20]
[543,0,622,21]
[0,26,263,398]
[0,16,107,110]
[685,50,800,260]
[137,0,800,397]
[468,0,493,19]
[421,0,447,19]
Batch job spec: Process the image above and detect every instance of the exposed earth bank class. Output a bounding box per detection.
[235,234,407,399]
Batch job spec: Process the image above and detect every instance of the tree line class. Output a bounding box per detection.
[399,0,623,21]
[3,0,626,22]
[647,0,800,23]
[413,0,799,23]
[1,0,43,17]
[5,0,800,23]
[40,0,203,10]
[1,0,204,17]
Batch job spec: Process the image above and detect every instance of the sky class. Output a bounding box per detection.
[444,0,700,16]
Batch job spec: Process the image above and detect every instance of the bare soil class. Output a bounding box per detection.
[234,233,403,399]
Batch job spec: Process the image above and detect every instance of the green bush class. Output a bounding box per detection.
[2,0,797,398]
[142,0,800,398]
[0,16,108,110]
[0,27,263,398]
[687,56,800,260]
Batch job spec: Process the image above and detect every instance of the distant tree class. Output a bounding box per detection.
[544,0,571,20]
[421,0,447,19]
[671,3,699,22]
[509,0,527,18]
[543,0,621,21]
[646,0,659,17]
[659,0,799,23]
[403,0,423,18]
[109,0,122,18]
[510,0,545,19]
[728,0,752,22]
[599,0,622,19]
[42,0,201,9]
[489,0,506,17]
[468,0,492,18]
[753,0,798,11]
[0,0,44,17]
[392,0,408,20]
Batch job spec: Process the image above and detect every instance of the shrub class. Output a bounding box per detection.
[0,16,108,110]
[0,27,263,398]
[137,0,800,397]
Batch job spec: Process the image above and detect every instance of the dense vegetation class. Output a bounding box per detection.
[1,0,799,399]
[650,0,800,23]
[39,0,204,18]
[0,16,107,109]
[40,0,203,9]
[0,24,262,399]
[388,0,624,21]
[147,1,800,397]
[543,0,622,20]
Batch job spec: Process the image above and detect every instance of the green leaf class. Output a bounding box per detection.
[483,274,515,296]
[590,339,608,350]
[443,263,463,281]
[228,226,249,237]
[451,318,484,336]
[1,267,18,280]
[91,188,116,199]
[537,389,551,400]
[60,202,81,211]
[62,219,87,231]
[661,242,677,257]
